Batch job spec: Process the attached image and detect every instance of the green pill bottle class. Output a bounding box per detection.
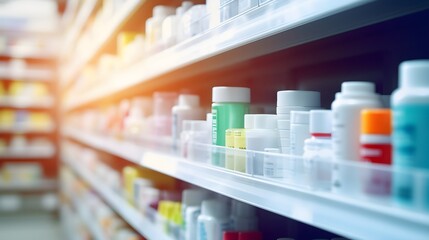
[212,87,250,166]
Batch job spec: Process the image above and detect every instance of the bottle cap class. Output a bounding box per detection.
[201,199,229,218]
[223,232,239,240]
[232,200,256,217]
[399,60,429,88]
[341,81,375,94]
[361,109,391,135]
[182,1,193,10]
[277,90,320,107]
[153,6,175,18]
[238,232,262,240]
[309,110,332,135]
[182,189,208,207]
[178,94,200,107]
[212,87,250,103]
[290,111,309,125]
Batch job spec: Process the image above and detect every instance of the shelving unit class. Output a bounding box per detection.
[63,128,429,240]
[0,151,55,159]
[63,154,175,240]
[0,179,56,192]
[0,30,59,213]
[63,0,429,110]
[60,0,429,239]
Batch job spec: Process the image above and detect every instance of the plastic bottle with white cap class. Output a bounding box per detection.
[392,60,429,208]
[212,87,250,167]
[183,189,210,240]
[332,82,382,162]
[230,200,258,231]
[146,6,175,49]
[153,92,178,136]
[290,111,310,156]
[162,1,193,47]
[197,199,232,240]
[331,81,382,194]
[303,110,333,190]
[276,90,320,154]
[245,114,279,175]
[172,94,205,141]
[188,120,211,162]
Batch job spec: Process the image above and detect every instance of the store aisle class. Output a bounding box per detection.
[0,212,62,240]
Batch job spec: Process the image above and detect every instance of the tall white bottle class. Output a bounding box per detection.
[331,82,382,161]
[331,82,382,194]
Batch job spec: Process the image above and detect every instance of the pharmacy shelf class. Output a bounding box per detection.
[62,0,98,56]
[63,0,429,111]
[0,97,54,109]
[0,126,55,134]
[0,179,56,191]
[63,155,174,240]
[64,128,429,240]
[0,68,53,81]
[0,52,56,60]
[0,149,55,159]
[61,0,145,87]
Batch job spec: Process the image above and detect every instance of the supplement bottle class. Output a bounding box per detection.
[172,94,205,141]
[277,90,320,154]
[290,111,310,156]
[304,110,333,190]
[392,60,429,207]
[331,82,382,161]
[197,199,232,240]
[212,87,250,166]
[360,109,392,196]
[183,189,209,240]
[231,200,258,231]
[245,114,279,175]
[331,82,382,194]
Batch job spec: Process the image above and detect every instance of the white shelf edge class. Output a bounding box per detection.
[0,126,56,134]
[0,52,57,60]
[0,179,56,191]
[63,155,174,240]
[0,70,54,81]
[0,97,54,108]
[0,149,56,159]
[61,0,144,86]
[62,0,98,55]
[63,128,429,240]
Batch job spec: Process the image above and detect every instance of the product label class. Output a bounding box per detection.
[361,143,392,165]
[198,219,231,240]
[212,108,217,145]
[263,153,283,178]
[393,105,429,207]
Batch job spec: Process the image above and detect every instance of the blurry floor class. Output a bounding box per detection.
[0,212,62,240]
